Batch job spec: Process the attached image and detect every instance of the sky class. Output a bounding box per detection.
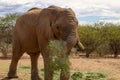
[0,0,120,24]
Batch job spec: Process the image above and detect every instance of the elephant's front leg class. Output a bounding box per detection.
[60,56,70,80]
[7,51,24,79]
[42,53,54,80]
[29,53,42,80]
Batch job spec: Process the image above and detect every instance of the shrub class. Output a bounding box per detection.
[71,71,116,80]
[48,40,70,71]
[78,23,120,58]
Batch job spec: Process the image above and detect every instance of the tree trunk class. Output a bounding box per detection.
[1,49,8,58]
[114,52,118,58]
[86,52,90,58]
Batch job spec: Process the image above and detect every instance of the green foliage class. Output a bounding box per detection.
[78,23,120,58]
[85,72,106,80]
[71,71,116,80]
[0,13,19,26]
[20,66,31,69]
[71,72,83,80]
[48,40,64,57]
[78,25,101,57]
[0,13,19,57]
[48,40,70,71]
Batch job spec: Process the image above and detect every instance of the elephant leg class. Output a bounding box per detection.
[42,53,54,80]
[7,51,24,79]
[29,53,42,80]
[60,56,70,80]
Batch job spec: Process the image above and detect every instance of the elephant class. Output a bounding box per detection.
[5,5,84,80]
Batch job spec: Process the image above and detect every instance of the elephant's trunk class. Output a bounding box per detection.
[63,32,84,52]
[66,36,77,51]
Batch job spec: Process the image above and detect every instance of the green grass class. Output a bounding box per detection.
[70,71,116,80]
[20,66,31,69]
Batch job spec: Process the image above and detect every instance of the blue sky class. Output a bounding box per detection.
[0,0,120,24]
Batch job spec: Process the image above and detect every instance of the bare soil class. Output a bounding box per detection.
[0,54,120,80]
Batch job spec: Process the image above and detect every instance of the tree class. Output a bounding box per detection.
[0,13,19,57]
[78,25,101,57]
[78,23,120,58]
[106,25,120,58]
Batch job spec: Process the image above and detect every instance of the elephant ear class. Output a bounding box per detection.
[48,8,62,39]
[36,8,54,50]
[36,8,61,50]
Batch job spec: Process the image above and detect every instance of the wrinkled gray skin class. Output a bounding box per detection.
[4,6,84,80]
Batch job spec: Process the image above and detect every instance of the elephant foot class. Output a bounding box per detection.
[1,76,18,80]
[7,71,18,78]
[31,76,42,80]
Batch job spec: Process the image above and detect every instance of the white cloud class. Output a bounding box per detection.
[99,19,120,24]
[0,0,120,24]
[41,0,120,18]
[0,0,35,5]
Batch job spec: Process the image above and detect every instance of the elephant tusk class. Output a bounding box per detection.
[77,41,85,50]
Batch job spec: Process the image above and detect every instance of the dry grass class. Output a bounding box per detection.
[0,54,120,80]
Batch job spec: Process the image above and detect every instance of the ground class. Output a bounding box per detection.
[0,54,120,80]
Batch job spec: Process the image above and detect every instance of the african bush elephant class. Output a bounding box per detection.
[5,6,84,80]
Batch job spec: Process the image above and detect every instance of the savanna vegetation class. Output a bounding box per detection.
[0,14,120,58]
[0,13,19,57]
[78,23,120,58]
[0,14,120,80]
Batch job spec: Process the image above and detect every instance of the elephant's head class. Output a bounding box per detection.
[39,5,84,52]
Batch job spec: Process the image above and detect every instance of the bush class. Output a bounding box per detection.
[71,71,116,80]
[48,40,70,71]
[0,14,19,57]
[78,23,120,58]
[78,25,101,57]
[71,72,83,80]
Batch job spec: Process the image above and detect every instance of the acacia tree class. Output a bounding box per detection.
[0,13,19,57]
[95,26,110,57]
[105,24,120,58]
[78,25,101,57]
[96,24,120,58]
[78,23,120,58]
